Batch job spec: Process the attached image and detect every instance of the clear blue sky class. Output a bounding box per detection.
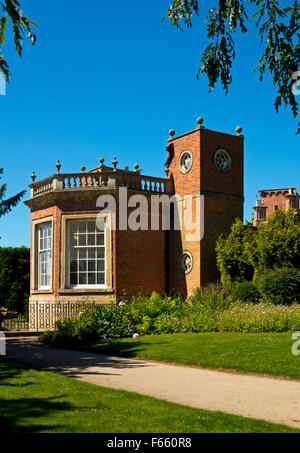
[0,0,299,247]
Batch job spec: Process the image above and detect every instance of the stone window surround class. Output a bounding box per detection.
[59,212,113,294]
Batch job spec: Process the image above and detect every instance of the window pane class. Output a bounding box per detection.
[79,273,87,285]
[79,234,86,246]
[70,260,77,272]
[70,234,77,247]
[70,273,77,285]
[79,260,86,272]
[70,221,77,234]
[88,249,96,259]
[88,273,96,285]
[79,249,86,259]
[96,234,104,246]
[88,260,95,271]
[97,273,105,285]
[97,260,105,272]
[87,234,95,246]
[97,248,105,259]
[87,221,95,233]
[78,221,86,233]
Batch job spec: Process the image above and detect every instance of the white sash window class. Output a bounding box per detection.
[38,222,52,289]
[67,219,106,288]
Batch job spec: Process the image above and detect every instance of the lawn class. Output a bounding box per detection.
[0,358,298,433]
[83,332,300,379]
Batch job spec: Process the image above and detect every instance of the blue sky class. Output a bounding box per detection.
[0,0,299,247]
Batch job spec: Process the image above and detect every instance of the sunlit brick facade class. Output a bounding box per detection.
[25,118,244,330]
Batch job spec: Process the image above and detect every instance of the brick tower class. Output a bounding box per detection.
[253,188,300,226]
[166,118,244,297]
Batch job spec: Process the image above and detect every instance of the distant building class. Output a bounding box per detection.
[253,188,300,226]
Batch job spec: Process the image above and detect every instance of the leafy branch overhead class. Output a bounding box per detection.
[164,0,300,134]
[0,168,26,217]
[0,0,37,81]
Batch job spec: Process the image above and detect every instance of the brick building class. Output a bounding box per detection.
[24,118,244,330]
[253,188,300,226]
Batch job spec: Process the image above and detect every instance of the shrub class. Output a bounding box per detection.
[189,284,233,311]
[217,302,300,332]
[232,281,261,303]
[258,267,300,305]
[0,246,30,314]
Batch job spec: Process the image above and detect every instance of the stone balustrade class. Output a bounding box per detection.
[29,171,174,198]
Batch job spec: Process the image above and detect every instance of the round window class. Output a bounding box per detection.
[181,251,193,274]
[214,149,232,172]
[178,150,193,174]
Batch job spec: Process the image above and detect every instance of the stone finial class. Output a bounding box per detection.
[236,126,243,136]
[124,166,129,171]
[56,160,62,173]
[197,117,204,126]
[99,157,105,170]
[31,171,36,182]
[164,166,170,177]
[112,156,118,171]
[134,164,140,173]
[169,129,175,138]
[81,166,86,173]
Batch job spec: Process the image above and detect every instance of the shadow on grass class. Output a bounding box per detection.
[86,339,166,358]
[6,337,164,379]
[0,359,76,433]
[0,396,73,433]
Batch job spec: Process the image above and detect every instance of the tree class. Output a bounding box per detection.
[216,209,300,286]
[164,1,300,134]
[216,218,256,286]
[251,208,300,271]
[0,246,30,314]
[0,168,26,217]
[0,0,37,81]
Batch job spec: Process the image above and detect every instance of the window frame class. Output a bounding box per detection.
[31,216,54,294]
[60,212,112,292]
[37,222,53,290]
[66,218,107,289]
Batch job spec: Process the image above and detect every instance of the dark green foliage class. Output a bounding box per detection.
[252,209,300,271]
[232,281,261,303]
[0,246,30,314]
[0,1,37,81]
[216,210,300,286]
[0,168,26,218]
[216,219,256,287]
[188,284,233,311]
[258,267,300,305]
[164,1,300,134]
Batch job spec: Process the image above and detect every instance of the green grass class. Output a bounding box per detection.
[84,332,300,379]
[0,358,298,433]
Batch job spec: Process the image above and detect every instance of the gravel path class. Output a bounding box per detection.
[5,336,300,429]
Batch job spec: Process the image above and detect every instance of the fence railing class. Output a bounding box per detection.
[29,171,174,198]
[28,301,101,332]
[1,318,29,331]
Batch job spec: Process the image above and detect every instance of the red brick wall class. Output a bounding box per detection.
[260,191,289,217]
[30,195,166,298]
[167,127,244,291]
